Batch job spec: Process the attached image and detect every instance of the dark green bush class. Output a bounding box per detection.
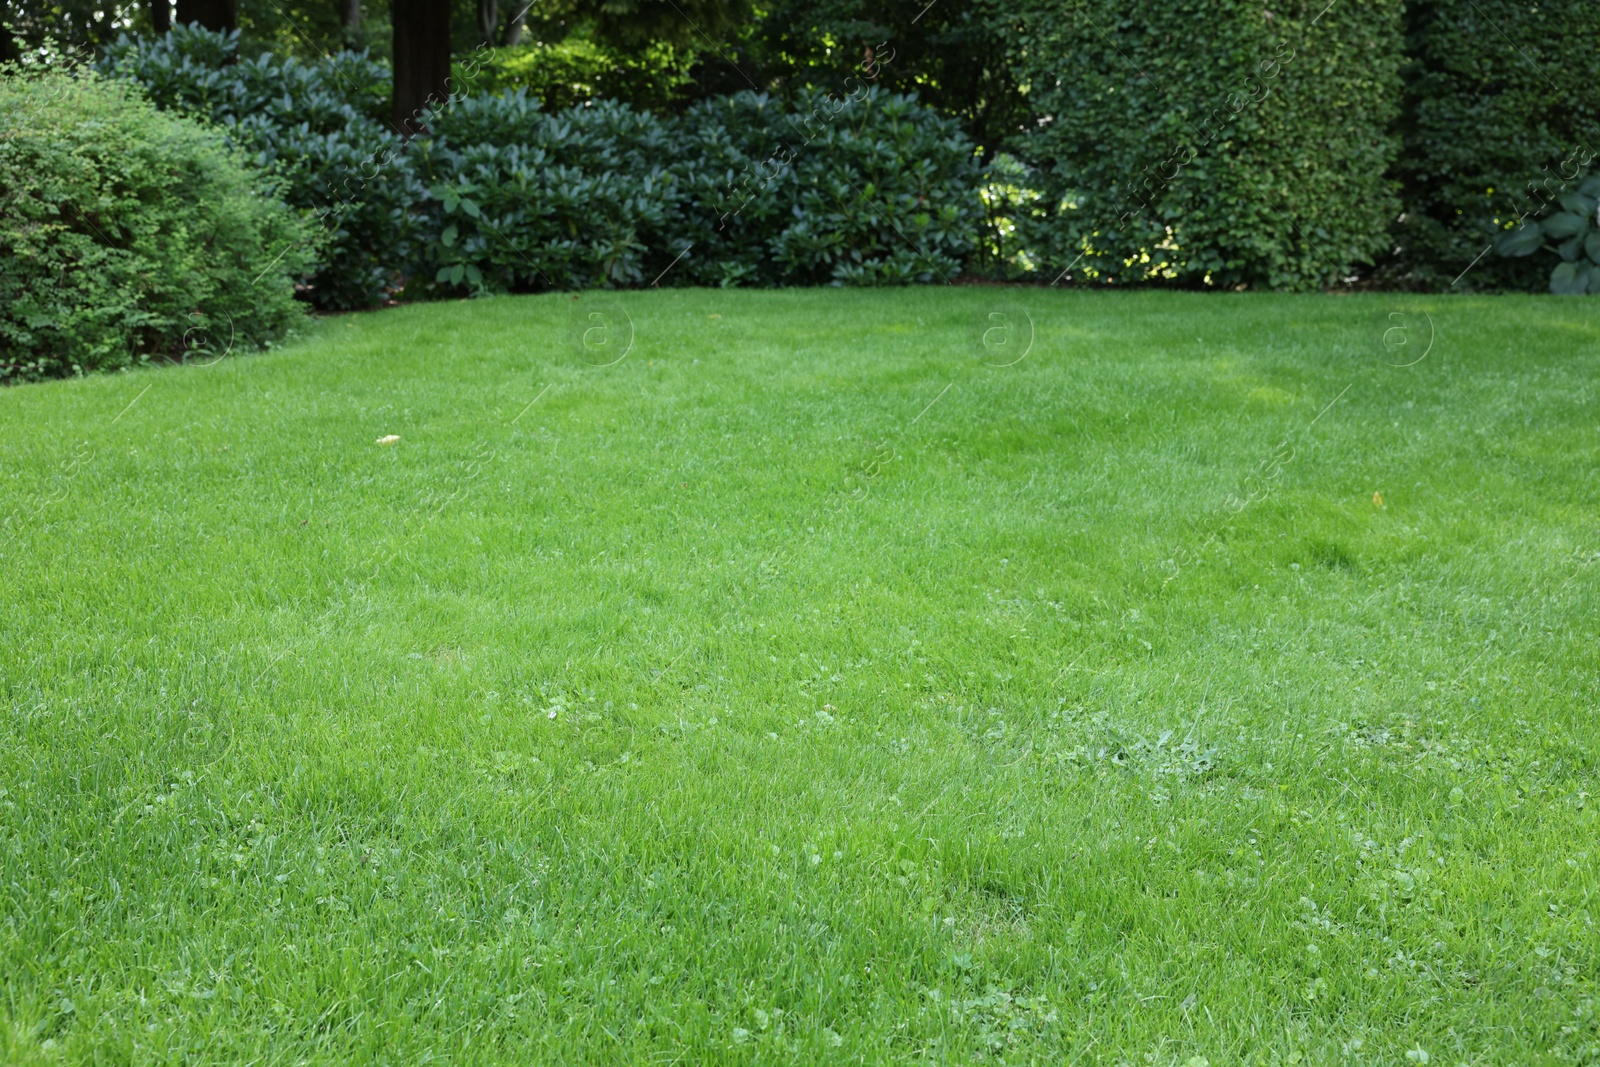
[98,26,983,298]
[414,93,687,291]
[416,86,982,293]
[0,68,314,381]
[1007,0,1403,289]
[99,25,423,309]
[675,88,982,287]
[1390,0,1600,291]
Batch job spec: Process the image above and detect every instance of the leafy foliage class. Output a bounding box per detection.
[99,25,981,300]
[0,67,313,381]
[1005,0,1404,290]
[98,24,423,310]
[552,0,754,53]
[1493,174,1600,295]
[676,89,981,287]
[414,93,685,292]
[688,0,1023,160]
[415,86,982,294]
[1389,0,1600,291]
[450,36,694,112]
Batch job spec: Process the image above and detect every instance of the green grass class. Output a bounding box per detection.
[2,289,1597,1065]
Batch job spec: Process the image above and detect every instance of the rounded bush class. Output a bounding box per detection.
[677,88,982,287]
[0,67,316,381]
[416,93,687,292]
[99,26,420,311]
[97,26,986,300]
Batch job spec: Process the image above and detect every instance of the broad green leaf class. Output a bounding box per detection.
[1549,260,1586,295]
[1557,191,1597,217]
[1494,223,1543,257]
[1586,232,1600,265]
[1542,211,1588,239]
[1558,235,1584,262]
[440,224,458,248]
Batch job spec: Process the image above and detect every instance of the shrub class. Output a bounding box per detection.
[1006,0,1404,290]
[674,88,982,287]
[1494,173,1600,295]
[1389,0,1600,291]
[974,153,1046,279]
[415,86,983,293]
[99,24,423,310]
[0,68,314,381]
[100,25,984,299]
[414,93,687,292]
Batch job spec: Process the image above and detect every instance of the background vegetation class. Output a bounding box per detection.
[97,26,419,311]
[1007,0,1405,291]
[1388,0,1600,291]
[2,0,1597,377]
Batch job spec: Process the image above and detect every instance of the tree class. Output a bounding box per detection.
[340,0,360,48]
[475,0,494,46]
[390,0,450,133]
[0,0,133,54]
[176,0,235,32]
[499,3,523,46]
[679,0,1020,156]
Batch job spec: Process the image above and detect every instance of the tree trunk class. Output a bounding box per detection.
[476,0,497,48]
[151,0,171,33]
[390,0,453,136]
[341,0,360,48]
[175,0,235,32]
[500,2,524,46]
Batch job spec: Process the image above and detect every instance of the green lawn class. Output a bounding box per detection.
[2,289,1597,1065]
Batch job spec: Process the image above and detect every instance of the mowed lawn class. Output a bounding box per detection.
[2,289,1597,1065]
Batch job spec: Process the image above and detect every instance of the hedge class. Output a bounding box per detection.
[1391,0,1600,291]
[0,69,313,380]
[1006,0,1404,290]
